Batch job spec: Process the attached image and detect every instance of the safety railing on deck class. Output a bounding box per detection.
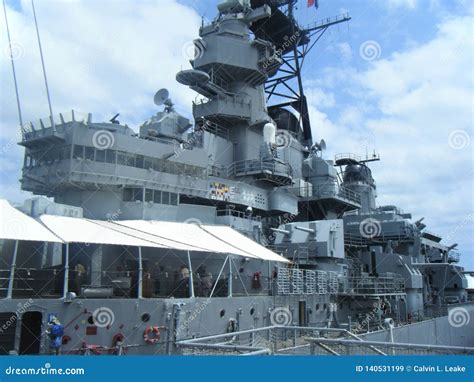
[227,159,292,179]
[21,110,91,139]
[345,276,405,295]
[306,337,474,356]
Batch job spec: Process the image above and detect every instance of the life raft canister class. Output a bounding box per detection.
[143,326,160,344]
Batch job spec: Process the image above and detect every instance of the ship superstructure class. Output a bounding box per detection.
[0,0,472,356]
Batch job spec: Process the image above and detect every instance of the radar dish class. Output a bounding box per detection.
[154,88,170,106]
[319,139,326,151]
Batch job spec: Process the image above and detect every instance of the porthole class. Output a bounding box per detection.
[220,309,225,318]
[87,316,94,325]
[323,303,327,310]
[250,307,255,316]
[141,313,151,323]
[316,304,320,311]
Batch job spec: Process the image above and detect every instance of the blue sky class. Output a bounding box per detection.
[0,0,473,270]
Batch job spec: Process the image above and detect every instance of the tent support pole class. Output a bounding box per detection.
[138,246,143,298]
[228,255,233,297]
[187,250,194,298]
[210,255,228,298]
[62,243,69,299]
[6,240,19,299]
[231,258,249,296]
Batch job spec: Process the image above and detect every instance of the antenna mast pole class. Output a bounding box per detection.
[2,0,24,129]
[31,0,56,132]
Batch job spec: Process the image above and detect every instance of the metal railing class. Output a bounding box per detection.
[177,322,474,356]
[227,159,292,179]
[345,276,405,295]
[4,267,64,298]
[307,337,474,355]
[177,326,344,355]
[334,153,361,163]
[286,183,361,205]
[21,110,91,138]
[216,208,261,222]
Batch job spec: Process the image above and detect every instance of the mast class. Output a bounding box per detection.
[253,0,350,147]
[2,0,24,129]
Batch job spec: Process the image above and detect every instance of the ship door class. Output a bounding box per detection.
[0,312,17,354]
[19,311,43,355]
[298,301,307,326]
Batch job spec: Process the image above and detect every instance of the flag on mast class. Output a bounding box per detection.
[307,0,319,8]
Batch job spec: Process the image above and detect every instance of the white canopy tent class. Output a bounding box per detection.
[199,225,287,263]
[112,220,281,261]
[0,200,63,298]
[38,216,288,261]
[1,199,289,299]
[39,215,166,249]
[0,200,62,243]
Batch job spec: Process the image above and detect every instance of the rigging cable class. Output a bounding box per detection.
[31,0,56,132]
[2,0,24,129]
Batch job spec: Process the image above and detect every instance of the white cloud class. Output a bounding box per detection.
[0,0,201,202]
[305,12,474,268]
[385,0,418,9]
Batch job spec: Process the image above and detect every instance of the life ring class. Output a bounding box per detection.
[143,326,160,344]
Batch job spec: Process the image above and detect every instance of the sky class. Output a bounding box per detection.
[0,0,473,270]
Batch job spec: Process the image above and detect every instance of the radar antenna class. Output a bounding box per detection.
[154,88,174,112]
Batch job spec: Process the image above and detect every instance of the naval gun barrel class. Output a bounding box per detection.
[271,228,291,235]
[294,226,315,234]
[447,243,458,251]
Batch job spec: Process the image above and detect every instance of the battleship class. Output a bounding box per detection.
[0,0,473,356]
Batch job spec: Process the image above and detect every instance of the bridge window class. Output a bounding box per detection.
[153,190,162,204]
[95,149,105,162]
[145,189,153,202]
[105,149,116,164]
[85,146,95,160]
[73,145,84,159]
